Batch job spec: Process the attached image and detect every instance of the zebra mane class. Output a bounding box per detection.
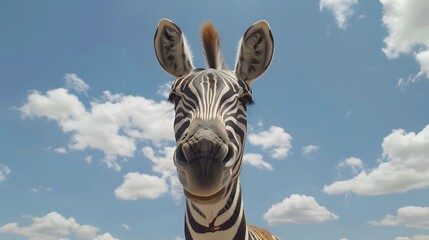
[201,21,225,70]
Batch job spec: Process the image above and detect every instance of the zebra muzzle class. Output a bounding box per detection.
[173,132,237,200]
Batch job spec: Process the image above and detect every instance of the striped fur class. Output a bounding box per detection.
[154,19,276,240]
[248,225,279,240]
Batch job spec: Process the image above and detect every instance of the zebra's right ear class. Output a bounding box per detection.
[235,20,274,84]
[154,18,194,77]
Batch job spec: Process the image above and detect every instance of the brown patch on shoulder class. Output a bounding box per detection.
[248,224,278,240]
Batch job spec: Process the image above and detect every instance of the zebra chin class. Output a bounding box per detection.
[173,137,237,204]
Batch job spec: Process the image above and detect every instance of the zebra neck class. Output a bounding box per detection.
[184,179,248,240]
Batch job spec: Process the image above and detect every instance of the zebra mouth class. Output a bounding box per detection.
[176,165,232,203]
[183,186,227,204]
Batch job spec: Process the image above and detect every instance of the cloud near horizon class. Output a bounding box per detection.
[263,194,338,225]
[395,235,429,240]
[324,124,429,195]
[0,212,119,240]
[369,206,429,230]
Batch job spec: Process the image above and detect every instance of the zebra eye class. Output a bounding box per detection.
[168,92,181,105]
[239,93,254,106]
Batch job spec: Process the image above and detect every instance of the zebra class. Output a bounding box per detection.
[154,19,277,240]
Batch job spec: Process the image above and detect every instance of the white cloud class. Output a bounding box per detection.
[121,224,130,231]
[114,172,168,200]
[344,110,354,118]
[64,73,89,94]
[141,146,183,202]
[320,0,358,29]
[381,0,429,58]
[248,126,292,159]
[142,146,176,178]
[93,233,120,240]
[263,194,338,225]
[0,212,104,240]
[243,153,273,171]
[30,186,52,193]
[369,206,429,229]
[19,82,174,171]
[338,157,363,174]
[19,88,86,121]
[156,81,173,98]
[302,145,320,156]
[416,49,429,77]
[380,0,429,86]
[324,124,429,195]
[54,147,67,154]
[396,235,429,240]
[85,155,93,164]
[0,164,11,183]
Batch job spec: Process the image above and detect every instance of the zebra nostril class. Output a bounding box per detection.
[223,144,236,168]
[174,144,188,165]
[175,140,235,167]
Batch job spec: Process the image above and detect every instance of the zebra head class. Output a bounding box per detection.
[154,19,274,204]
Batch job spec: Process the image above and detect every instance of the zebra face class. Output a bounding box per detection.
[168,69,253,203]
[154,19,273,204]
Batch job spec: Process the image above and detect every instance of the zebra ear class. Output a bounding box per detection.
[154,18,194,77]
[235,20,274,84]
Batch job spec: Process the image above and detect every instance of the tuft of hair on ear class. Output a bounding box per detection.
[201,21,225,70]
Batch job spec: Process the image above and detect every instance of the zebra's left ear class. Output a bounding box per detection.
[154,18,194,78]
[235,20,274,84]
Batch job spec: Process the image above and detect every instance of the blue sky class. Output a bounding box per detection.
[1,0,429,240]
